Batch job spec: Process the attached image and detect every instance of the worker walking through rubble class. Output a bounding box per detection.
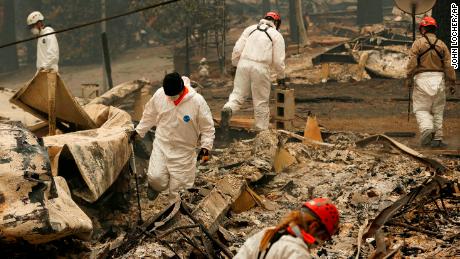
[221,11,286,131]
[27,11,59,72]
[234,198,340,259]
[132,72,215,199]
[406,17,456,147]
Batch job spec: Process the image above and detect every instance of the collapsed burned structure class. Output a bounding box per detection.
[1,0,459,258]
[0,73,459,258]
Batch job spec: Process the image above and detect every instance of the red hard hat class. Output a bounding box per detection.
[303,198,340,236]
[419,16,437,29]
[265,11,281,22]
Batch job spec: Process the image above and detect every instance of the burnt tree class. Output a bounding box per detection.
[288,0,298,42]
[357,0,383,25]
[0,0,19,73]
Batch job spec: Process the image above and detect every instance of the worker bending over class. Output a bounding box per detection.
[221,11,286,131]
[27,11,59,72]
[406,17,456,147]
[132,72,215,199]
[235,198,340,259]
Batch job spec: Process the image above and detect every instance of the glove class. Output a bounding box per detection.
[230,66,237,77]
[129,130,140,143]
[277,78,286,87]
[197,148,210,163]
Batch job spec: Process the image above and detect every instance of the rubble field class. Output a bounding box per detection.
[1,128,459,258]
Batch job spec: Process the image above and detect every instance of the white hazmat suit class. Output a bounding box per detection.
[223,19,286,130]
[234,228,313,259]
[37,26,59,72]
[412,72,446,142]
[135,77,215,194]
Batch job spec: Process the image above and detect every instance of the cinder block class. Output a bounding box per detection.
[275,119,295,131]
[274,89,295,120]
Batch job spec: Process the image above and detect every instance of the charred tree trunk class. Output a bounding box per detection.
[357,0,383,25]
[288,0,298,42]
[295,0,308,47]
[0,0,19,73]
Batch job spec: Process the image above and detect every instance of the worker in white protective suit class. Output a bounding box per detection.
[132,72,215,199]
[234,198,340,259]
[221,11,286,131]
[406,17,456,147]
[27,11,59,72]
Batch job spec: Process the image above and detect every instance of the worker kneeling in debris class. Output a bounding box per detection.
[221,11,286,131]
[235,198,339,259]
[406,17,456,147]
[132,72,215,198]
[27,11,59,72]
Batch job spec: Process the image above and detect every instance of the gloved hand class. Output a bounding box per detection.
[277,78,286,87]
[129,130,140,143]
[197,148,210,163]
[230,66,237,77]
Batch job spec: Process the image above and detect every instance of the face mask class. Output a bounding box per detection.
[30,28,40,35]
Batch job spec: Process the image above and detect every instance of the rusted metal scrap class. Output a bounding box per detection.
[109,198,182,257]
[356,134,446,173]
[111,175,245,257]
[363,175,452,239]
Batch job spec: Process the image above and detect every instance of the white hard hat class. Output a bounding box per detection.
[27,11,44,26]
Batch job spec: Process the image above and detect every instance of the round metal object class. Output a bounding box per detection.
[394,0,436,15]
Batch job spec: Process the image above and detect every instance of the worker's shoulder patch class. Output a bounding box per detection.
[183,115,191,123]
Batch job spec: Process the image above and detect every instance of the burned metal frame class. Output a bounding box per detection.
[312,30,412,66]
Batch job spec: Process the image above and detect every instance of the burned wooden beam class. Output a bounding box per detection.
[312,53,357,65]
[189,175,246,233]
[295,96,364,103]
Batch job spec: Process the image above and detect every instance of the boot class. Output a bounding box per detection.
[220,107,232,129]
[220,107,232,140]
[147,186,159,201]
[420,130,434,147]
[430,140,448,148]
